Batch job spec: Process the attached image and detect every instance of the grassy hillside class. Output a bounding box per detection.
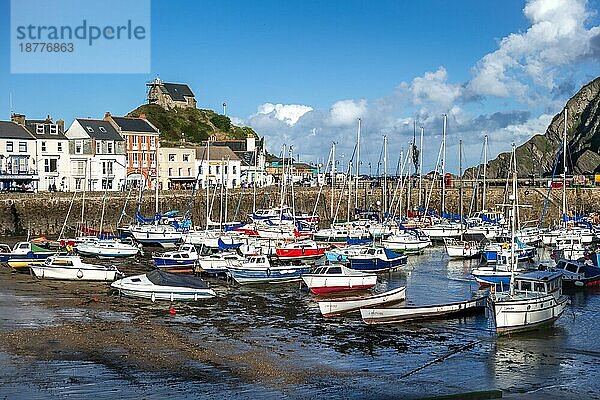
[128,104,258,146]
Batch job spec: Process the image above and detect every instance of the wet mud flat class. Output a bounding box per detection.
[1,248,599,399]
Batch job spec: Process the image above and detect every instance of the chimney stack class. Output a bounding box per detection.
[139,113,146,119]
[57,119,65,133]
[104,111,111,119]
[11,113,26,126]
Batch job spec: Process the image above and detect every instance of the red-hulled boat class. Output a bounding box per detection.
[302,264,377,295]
[275,240,328,260]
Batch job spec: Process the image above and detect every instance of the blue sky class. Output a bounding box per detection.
[1,0,599,173]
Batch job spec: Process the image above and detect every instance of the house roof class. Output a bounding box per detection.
[75,119,123,141]
[204,140,247,152]
[195,146,240,161]
[0,121,35,140]
[235,151,256,166]
[110,116,158,133]
[161,83,195,101]
[24,119,68,140]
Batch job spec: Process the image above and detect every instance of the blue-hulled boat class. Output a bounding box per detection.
[552,258,600,289]
[471,252,530,289]
[325,245,369,263]
[348,247,407,272]
[152,244,198,273]
[481,241,535,265]
[227,255,311,284]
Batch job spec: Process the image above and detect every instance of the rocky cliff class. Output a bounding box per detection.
[482,76,600,178]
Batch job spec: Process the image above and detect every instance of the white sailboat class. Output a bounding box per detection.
[488,145,569,335]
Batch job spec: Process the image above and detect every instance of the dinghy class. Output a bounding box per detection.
[111,269,216,301]
[317,286,406,317]
[301,264,377,295]
[360,296,487,324]
[30,255,120,281]
[76,239,140,258]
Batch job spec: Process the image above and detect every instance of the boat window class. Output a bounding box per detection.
[520,281,532,291]
[182,254,189,258]
[565,264,578,273]
[534,282,546,293]
[368,249,375,255]
[329,267,342,274]
[173,254,181,259]
[132,278,141,282]
[19,243,29,249]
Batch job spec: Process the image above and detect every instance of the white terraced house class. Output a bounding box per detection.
[65,118,126,191]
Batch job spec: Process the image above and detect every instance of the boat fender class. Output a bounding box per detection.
[77,269,83,279]
[151,292,156,302]
[266,268,271,277]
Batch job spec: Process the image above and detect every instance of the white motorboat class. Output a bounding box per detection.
[301,264,377,295]
[111,269,216,302]
[317,286,406,317]
[489,270,570,335]
[196,252,245,274]
[76,239,140,258]
[541,227,595,246]
[551,235,587,260]
[31,255,120,281]
[381,231,431,254]
[444,238,481,259]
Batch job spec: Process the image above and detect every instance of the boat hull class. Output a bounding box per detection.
[491,294,570,335]
[302,275,377,295]
[361,296,487,324]
[228,265,311,284]
[31,265,119,281]
[349,256,407,272]
[317,287,406,317]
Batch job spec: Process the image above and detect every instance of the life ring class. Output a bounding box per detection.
[502,242,509,249]
[76,269,83,279]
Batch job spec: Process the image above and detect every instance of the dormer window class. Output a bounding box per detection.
[86,126,94,133]
[99,126,107,133]
[50,125,58,135]
[36,124,44,134]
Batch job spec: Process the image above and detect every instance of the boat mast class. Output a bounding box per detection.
[347,160,352,222]
[224,156,229,225]
[290,146,297,225]
[418,126,424,209]
[331,141,336,220]
[509,144,517,296]
[219,157,224,231]
[280,144,286,221]
[355,118,361,212]
[459,139,463,235]
[441,114,447,216]
[562,108,568,223]
[205,139,210,231]
[483,134,488,212]
[99,189,107,238]
[383,134,388,217]
[253,146,257,214]
[154,141,159,219]
[80,160,87,233]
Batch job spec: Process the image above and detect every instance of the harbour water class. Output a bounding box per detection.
[1,244,599,399]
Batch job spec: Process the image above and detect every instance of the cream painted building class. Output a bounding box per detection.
[195,146,241,189]
[157,146,196,190]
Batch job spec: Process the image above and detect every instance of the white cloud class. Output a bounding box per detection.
[409,67,462,108]
[254,103,313,126]
[326,99,368,126]
[468,0,600,98]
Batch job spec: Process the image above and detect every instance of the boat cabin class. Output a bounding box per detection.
[247,256,268,265]
[179,244,197,254]
[554,259,600,281]
[313,265,343,275]
[514,271,563,297]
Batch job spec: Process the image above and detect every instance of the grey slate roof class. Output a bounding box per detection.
[25,120,68,140]
[195,146,240,161]
[111,116,158,133]
[162,83,195,101]
[0,121,35,140]
[76,119,124,141]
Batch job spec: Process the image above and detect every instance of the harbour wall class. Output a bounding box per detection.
[0,185,597,237]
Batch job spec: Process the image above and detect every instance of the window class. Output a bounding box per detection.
[41,141,47,152]
[149,137,155,147]
[99,126,107,133]
[208,166,212,174]
[96,141,102,154]
[107,142,114,154]
[216,165,220,174]
[86,126,94,133]
[187,168,191,176]
[520,281,531,291]
[233,165,237,174]
[150,153,155,163]
[142,153,147,162]
[75,178,82,190]
[132,135,138,145]
[6,141,13,152]
[75,140,83,154]
[36,124,44,134]
[18,157,27,173]
[57,142,63,152]
[534,282,545,293]
[19,142,27,152]
[168,154,175,162]
[225,165,228,174]
[178,167,182,176]
[183,154,190,162]
[50,125,58,135]
[168,167,173,176]
[132,153,139,163]
[101,178,113,190]
[44,158,57,173]
[102,161,113,175]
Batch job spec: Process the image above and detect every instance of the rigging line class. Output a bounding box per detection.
[538,144,563,228]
